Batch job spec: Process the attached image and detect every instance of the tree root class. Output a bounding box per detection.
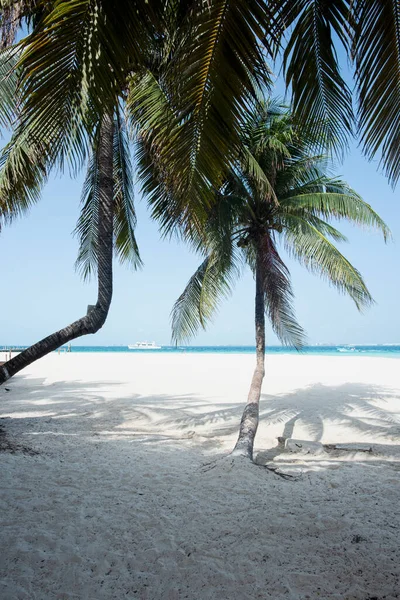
[254,461,301,480]
[200,453,301,479]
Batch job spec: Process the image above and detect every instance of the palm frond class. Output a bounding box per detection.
[127,68,190,236]
[282,213,373,310]
[282,0,354,153]
[15,0,163,175]
[74,125,101,281]
[352,0,400,185]
[113,109,142,270]
[130,1,274,236]
[280,185,391,240]
[257,235,306,349]
[0,45,19,128]
[278,211,349,242]
[16,0,95,174]
[0,124,50,222]
[171,249,240,345]
[276,153,332,189]
[242,100,293,158]
[240,147,278,203]
[173,1,272,192]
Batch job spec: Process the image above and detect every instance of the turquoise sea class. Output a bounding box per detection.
[3,345,400,357]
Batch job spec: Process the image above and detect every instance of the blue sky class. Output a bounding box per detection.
[1,52,399,347]
[0,137,398,347]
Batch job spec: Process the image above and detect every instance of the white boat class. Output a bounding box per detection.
[128,342,161,350]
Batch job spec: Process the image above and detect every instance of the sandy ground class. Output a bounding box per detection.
[1,352,400,600]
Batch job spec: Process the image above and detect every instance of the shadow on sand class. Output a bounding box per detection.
[1,375,400,468]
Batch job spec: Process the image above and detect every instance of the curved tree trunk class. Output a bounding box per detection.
[0,113,115,385]
[232,246,265,460]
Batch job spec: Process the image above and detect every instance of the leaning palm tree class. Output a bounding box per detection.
[0,0,274,383]
[171,102,390,461]
[0,3,145,382]
[0,105,142,384]
[0,2,208,383]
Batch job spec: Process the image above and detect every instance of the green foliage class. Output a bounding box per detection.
[0,0,395,321]
[16,0,163,158]
[352,0,400,183]
[171,254,237,345]
[0,0,279,263]
[74,110,142,280]
[74,122,101,281]
[277,0,400,185]
[257,235,306,349]
[0,45,49,224]
[172,102,388,346]
[281,0,353,154]
[282,214,372,310]
[0,124,50,223]
[0,0,165,217]
[127,1,275,237]
[1,0,275,234]
[0,46,18,129]
[113,110,142,270]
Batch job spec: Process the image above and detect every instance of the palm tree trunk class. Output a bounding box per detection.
[0,113,115,385]
[232,246,265,460]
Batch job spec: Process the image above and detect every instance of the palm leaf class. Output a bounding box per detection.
[283,212,349,243]
[281,0,354,153]
[352,0,400,185]
[0,46,19,128]
[16,0,95,173]
[282,213,373,310]
[113,108,142,269]
[15,0,164,175]
[171,249,240,345]
[280,186,391,240]
[127,68,190,236]
[74,125,101,281]
[0,123,52,222]
[240,146,278,203]
[75,111,142,279]
[130,1,274,235]
[257,234,306,349]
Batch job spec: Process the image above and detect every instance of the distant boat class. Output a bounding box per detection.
[128,342,161,350]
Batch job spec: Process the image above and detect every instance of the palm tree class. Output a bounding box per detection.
[0,5,143,383]
[171,102,390,461]
[0,108,142,384]
[0,0,275,382]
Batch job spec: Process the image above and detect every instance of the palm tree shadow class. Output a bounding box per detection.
[0,375,239,452]
[2,377,400,462]
[256,381,400,462]
[162,381,400,450]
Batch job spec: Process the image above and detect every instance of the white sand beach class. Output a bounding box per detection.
[1,352,400,599]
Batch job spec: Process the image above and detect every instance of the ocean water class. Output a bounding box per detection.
[3,345,400,358]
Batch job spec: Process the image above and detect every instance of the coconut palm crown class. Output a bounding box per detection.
[172,100,390,348]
